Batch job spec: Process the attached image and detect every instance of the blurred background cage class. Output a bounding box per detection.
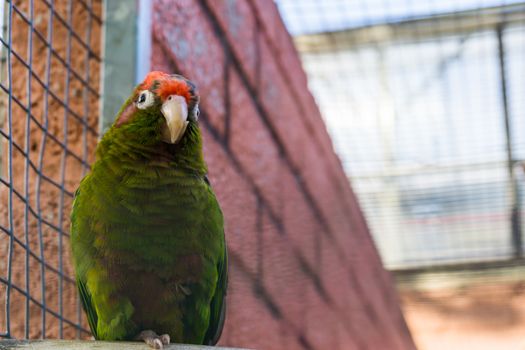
[277,0,525,270]
[0,0,101,339]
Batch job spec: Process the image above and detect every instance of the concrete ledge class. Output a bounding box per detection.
[0,340,249,350]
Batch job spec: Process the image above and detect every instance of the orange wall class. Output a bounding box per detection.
[1,0,101,339]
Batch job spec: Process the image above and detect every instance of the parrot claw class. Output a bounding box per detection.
[136,330,171,349]
[159,334,170,345]
[150,339,163,349]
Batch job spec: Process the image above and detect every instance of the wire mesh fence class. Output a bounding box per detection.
[0,0,101,339]
[276,0,525,270]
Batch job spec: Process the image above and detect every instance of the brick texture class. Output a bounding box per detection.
[151,1,416,349]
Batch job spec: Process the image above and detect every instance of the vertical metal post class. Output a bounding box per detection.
[497,24,522,258]
[0,0,7,182]
[136,0,152,84]
[100,0,140,134]
[24,0,35,339]
[3,0,13,338]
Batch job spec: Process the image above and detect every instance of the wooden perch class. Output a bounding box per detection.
[0,340,249,350]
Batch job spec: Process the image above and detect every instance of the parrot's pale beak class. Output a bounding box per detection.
[160,95,189,144]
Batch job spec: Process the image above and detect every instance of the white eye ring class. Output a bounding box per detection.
[136,90,155,109]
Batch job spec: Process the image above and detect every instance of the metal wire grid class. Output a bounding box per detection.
[276,1,525,269]
[0,0,101,339]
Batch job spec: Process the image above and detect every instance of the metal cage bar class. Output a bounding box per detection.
[1,0,102,339]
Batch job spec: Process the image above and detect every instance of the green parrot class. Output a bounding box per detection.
[70,71,227,348]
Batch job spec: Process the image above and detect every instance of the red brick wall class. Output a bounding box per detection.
[151,1,416,349]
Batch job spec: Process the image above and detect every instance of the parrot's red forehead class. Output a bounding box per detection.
[140,71,168,89]
[157,79,192,103]
[140,71,192,103]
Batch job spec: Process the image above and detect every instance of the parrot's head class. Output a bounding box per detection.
[114,71,200,145]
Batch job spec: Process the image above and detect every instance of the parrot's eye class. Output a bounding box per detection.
[136,90,155,110]
[193,105,200,121]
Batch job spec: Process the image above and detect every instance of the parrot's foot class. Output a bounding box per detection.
[136,330,170,349]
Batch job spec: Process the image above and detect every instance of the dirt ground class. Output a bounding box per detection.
[397,268,525,350]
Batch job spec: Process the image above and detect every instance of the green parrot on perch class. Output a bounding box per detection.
[70,71,228,348]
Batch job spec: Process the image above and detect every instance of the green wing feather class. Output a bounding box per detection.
[72,186,99,339]
[204,243,228,345]
[201,175,228,345]
[77,276,99,338]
